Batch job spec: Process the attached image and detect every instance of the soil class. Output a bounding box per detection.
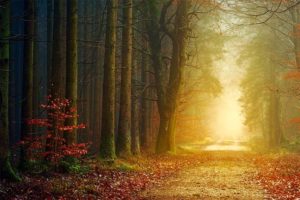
[140,151,268,200]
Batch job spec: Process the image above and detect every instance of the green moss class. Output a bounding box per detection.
[115,162,137,171]
[0,157,21,182]
[58,157,90,174]
[96,159,140,171]
[21,160,49,174]
[99,135,116,160]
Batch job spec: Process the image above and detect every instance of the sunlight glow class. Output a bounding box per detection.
[204,141,250,151]
[209,88,245,140]
[207,48,247,141]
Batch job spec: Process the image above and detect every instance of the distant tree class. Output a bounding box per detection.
[176,9,223,143]
[65,0,78,145]
[239,27,282,147]
[99,0,118,160]
[290,6,300,68]
[0,1,20,181]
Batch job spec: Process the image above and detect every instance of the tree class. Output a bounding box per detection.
[50,0,66,97]
[20,0,35,168]
[65,0,78,145]
[116,0,133,157]
[0,0,20,181]
[99,0,118,159]
[46,0,66,153]
[239,27,283,148]
[131,51,141,155]
[47,0,53,94]
[175,10,223,143]
[140,19,151,151]
[144,0,190,153]
[290,6,300,68]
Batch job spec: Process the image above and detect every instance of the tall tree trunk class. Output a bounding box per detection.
[92,0,104,151]
[116,0,133,157]
[65,0,78,145]
[131,52,141,155]
[46,0,66,153]
[141,27,151,151]
[291,7,300,68]
[0,1,20,181]
[50,0,66,98]
[20,0,35,167]
[162,0,188,153]
[268,62,282,148]
[99,0,117,160]
[131,92,141,155]
[47,0,53,94]
[145,0,189,154]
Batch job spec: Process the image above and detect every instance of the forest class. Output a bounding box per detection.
[1,0,300,199]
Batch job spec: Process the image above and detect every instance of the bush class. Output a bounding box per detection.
[19,96,89,171]
[58,157,90,174]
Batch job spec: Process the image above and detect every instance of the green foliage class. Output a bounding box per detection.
[58,157,90,174]
[22,160,49,174]
[99,137,116,160]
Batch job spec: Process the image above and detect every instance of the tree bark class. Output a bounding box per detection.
[144,0,189,153]
[141,27,151,151]
[268,61,282,148]
[50,0,66,98]
[20,0,35,167]
[131,50,141,155]
[131,92,141,155]
[116,0,133,157]
[47,0,53,94]
[65,0,78,145]
[0,1,21,181]
[99,0,117,160]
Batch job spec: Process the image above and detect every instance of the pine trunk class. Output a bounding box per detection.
[65,0,78,145]
[141,28,151,151]
[99,0,117,160]
[0,1,20,181]
[20,0,35,167]
[50,0,66,98]
[131,51,141,155]
[116,0,133,157]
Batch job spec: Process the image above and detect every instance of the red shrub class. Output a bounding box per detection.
[20,96,88,164]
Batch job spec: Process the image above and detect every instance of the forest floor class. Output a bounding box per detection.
[140,151,266,199]
[1,150,300,199]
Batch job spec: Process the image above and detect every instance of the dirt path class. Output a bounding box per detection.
[140,152,268,200]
